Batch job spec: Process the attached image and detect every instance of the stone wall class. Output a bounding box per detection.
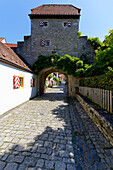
[68,75,80,97]
[76,94,113,146]
[15,18,95,67]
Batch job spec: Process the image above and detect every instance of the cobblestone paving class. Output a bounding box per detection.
[0,85,113,170]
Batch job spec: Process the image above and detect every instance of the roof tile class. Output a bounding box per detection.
[31,4,81,16]
[5,43,17,48]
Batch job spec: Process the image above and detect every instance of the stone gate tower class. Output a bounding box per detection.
[15,4,95,66]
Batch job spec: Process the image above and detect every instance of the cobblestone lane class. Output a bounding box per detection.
[0,85,113,170]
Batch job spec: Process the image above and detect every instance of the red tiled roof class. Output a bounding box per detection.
[0,41,32,72]
[5,43,17,48]
[31,4,81,16]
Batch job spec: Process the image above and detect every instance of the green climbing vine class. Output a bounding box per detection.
[33,54,87,77]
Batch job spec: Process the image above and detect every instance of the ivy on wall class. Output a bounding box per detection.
[33,54,86,77]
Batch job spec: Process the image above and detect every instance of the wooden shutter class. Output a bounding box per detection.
[40,39,45,46]
[40,21,44,26]
[13,75,20,88]
[67,22,71,27]
[31,78,33,87]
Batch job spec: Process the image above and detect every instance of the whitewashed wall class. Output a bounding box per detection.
[0,62,38,115]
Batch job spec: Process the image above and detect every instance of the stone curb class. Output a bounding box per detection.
[75,94,113,146]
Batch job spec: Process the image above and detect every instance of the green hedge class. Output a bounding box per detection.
[80,72,113,90]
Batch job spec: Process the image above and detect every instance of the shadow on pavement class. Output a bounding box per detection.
[0,100,76,170]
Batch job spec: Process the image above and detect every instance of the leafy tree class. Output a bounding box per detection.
[85,29,113,76]
[94,29,113,75]
[88,37,103,50]
[104,29,113,48]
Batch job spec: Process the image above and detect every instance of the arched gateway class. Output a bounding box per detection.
[37,67,68,96]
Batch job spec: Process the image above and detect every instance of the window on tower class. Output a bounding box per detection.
[63,21,71,27]
[40,21,48,27]
[45,40,50,46]
[43,21,48,27]
[64,22,67,27]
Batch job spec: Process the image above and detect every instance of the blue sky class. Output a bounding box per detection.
[0,0,113,43]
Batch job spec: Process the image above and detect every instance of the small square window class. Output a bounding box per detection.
[45,40,50,46]
[43,22,48,27]
[63,22,71,27]
[19,76,24,88]
[64,22,67,27]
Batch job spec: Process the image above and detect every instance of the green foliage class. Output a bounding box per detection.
[104,29,113,48]
[108,66,113,72]
[33,55,52,73]
[80,30,113,89]
[80,72,113,90]
[88,37,103,50]
[77,31,82,37]
[33,54,85,77]
[57,55,82,75]
[33,54,60,73]
[76,60,83,68]
[75,68,84,77]
[54,77,59,82]
[80,54,90,64]
[85,29,113,77]
[48,74,52,79]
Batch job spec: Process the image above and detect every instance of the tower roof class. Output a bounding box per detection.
[29,4,81,19]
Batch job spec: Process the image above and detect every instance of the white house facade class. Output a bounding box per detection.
[0,42,38,115]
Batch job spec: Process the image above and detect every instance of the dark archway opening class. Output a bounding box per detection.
[44,72,67,97]
[38,67,69,96]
